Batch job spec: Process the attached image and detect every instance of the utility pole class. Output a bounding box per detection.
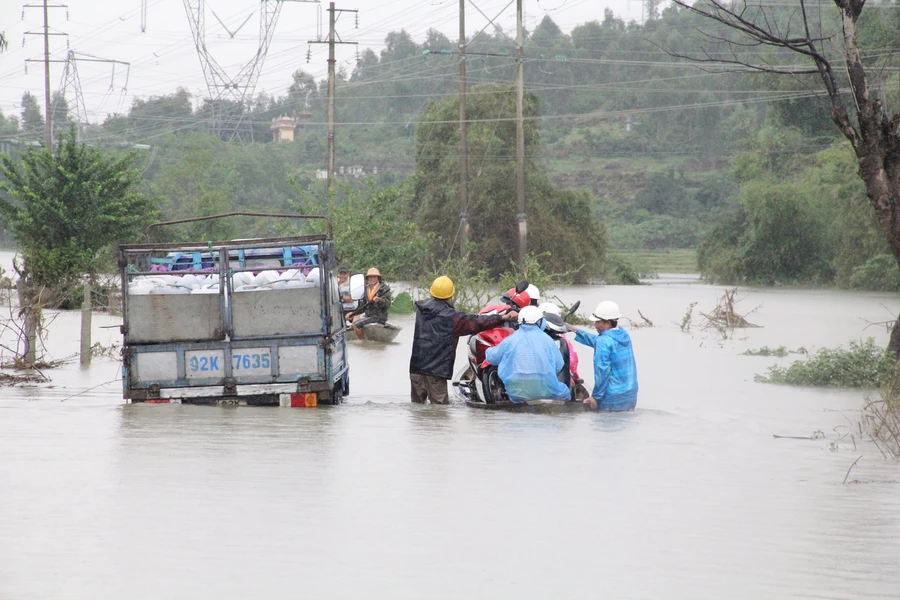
[309,2,357,196]
[457,0,469,252]
[23,1,67,150]
[515,0,527,268]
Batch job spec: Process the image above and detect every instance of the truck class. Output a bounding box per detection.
[118,213,348,407]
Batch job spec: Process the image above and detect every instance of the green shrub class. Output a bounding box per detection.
[756,339,894,387]
[849,254,900,292]
[391,291,414,315]
[603,254,644,285]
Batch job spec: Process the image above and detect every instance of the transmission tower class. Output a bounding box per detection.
[184,0,318,142]
[54,50,130,141]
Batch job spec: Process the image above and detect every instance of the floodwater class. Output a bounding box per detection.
[2,250,900,599]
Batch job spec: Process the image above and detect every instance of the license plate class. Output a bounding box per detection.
[230,348,272,376]
[185,350,225,379]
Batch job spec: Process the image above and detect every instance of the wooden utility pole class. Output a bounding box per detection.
[457,0,469,252]
[515,0,527,268]
[309,2,357,197]
[23,1,68,150]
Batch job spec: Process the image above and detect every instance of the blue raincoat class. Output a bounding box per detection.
[485,323,571,402]
[575,327,638,411]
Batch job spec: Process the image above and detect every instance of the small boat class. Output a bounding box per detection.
[356,321,402,343]
[465,398,590,414]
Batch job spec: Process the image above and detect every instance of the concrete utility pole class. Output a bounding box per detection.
[41,1,51,148]
[515,0,527,268]
[23,1,68,150]
[309,2,357,196]
[21,1,66,365]
[457,0,469,252]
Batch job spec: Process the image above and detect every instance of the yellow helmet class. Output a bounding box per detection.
[430,275,455,299]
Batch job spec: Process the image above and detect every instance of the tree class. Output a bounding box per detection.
[0,128,157,292]
[124,88,197,139]
[381,30,419,62]
[150,132,239,240]
[286,69,319,111]
[645,0,664,22]
[634,171,689,216]
[0,107,18,137]
[50,91,75,140]
[422,28,451,53]
[673,0,900,357]
[20,92,44,142]
[0,128,157,362]
[413,83,606,280]
[292,180,433,278]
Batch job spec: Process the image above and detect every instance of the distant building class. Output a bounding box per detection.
[315,165,378,180]
[270,116,296,143]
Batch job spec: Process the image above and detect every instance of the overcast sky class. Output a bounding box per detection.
[0,0,643,125]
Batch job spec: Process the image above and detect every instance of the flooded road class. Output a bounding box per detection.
[2,253,900,598]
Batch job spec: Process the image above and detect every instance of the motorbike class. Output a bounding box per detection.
[453,288,589,408]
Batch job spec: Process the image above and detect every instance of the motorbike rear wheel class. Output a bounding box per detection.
[480,366,508,404]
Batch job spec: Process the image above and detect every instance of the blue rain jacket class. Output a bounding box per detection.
[485,323,571,402]
[575,327,638,411]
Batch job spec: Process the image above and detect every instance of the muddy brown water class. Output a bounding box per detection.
[2,252,899,599]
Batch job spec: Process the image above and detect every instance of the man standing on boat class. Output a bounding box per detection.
[568,301,638,411]
[485,306,572,403]
[410,276,518,404]
[348,267,392,340]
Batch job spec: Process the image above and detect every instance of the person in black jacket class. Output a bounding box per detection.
[409,276,518,404]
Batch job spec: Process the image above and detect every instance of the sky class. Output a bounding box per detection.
[0,0,645,125]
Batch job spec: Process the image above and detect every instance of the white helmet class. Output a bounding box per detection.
[591,301,621,321]
[518,305,544,325]
[538,302,560,316]
[525,284,540,305]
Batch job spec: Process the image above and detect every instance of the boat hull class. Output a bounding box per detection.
[359,322,402,343]
[465,398,590,414]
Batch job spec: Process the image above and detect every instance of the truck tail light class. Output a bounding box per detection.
[290,392,317,407]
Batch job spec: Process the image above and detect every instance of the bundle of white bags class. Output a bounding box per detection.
[128,268,322,295]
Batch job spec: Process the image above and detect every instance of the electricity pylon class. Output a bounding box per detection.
[183,0,318,142]
[54,50,130,141]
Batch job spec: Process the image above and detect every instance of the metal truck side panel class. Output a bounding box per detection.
[232,287,322,338]
[127,294,222,343]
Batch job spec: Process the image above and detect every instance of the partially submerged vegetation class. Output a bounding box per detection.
[699,288,760,337]
[674,289,760,339]
[755,340,900,458]
[755,339,894,388]
[742,346,808,357]
[865,381,900,459]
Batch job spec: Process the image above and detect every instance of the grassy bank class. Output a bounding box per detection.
[618,249,698,275]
